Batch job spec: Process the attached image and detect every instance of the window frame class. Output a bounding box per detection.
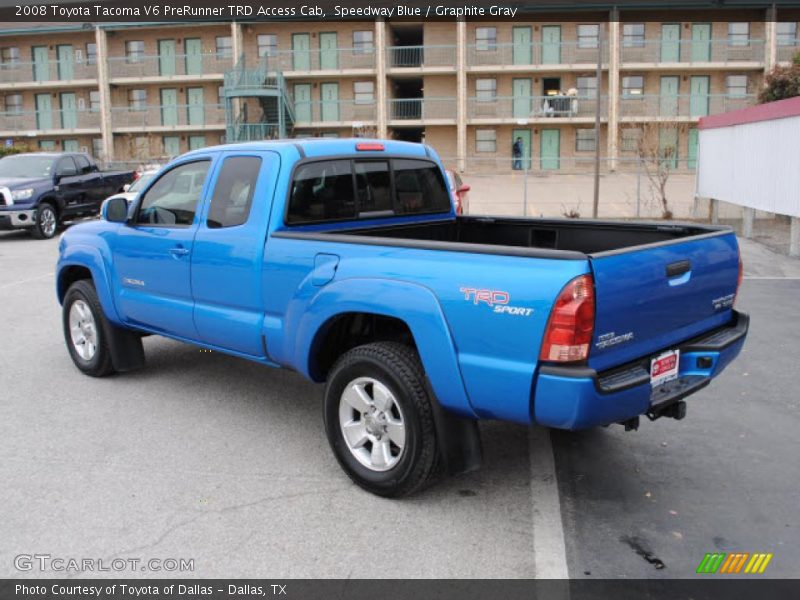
[4,93,23,113]
[353,81,375,104]
[257,33,278,58]
[575,128,597,152]
[131,158,212,228]
[776,22,798,46]
[353,30,374,55]
[726,74,749,97]
[576,75,598,99]
[125,40,145,64]
[215,36,233,58]
[577,24,600,49]
[283,156,451,226]
[475,27,498,51]
[727,22,750,47]
[1,46,20,69]
[475,129,497,153]
[620,127,643,152]
[84,42,97,65]
[128,88,147,111]
[622,23,646,48]
[622,75,645,98]
[475,78,497,102]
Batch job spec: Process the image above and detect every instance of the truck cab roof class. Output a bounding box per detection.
[181,138,435,161]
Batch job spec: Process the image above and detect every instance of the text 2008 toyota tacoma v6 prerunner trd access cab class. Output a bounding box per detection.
[55,139,748,497]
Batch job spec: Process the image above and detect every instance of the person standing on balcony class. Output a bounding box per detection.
[512,137,524,170]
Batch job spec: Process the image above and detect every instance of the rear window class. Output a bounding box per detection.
[286,157,450,224]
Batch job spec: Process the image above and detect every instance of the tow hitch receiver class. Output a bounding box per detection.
[647,400,687,422]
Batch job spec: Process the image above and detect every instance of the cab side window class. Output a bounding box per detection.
[287,160,355,224]
[56,157,78,178]
[74,155,91,174]
[135,160,210,227]
[207,156,261,229]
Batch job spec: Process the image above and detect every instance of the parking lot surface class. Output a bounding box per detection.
[0,229,797,579]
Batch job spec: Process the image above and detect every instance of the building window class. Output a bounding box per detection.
[125,41,145,63]
[476,78,497,101]
[475,27,497,51]
[39,140,57,151]
[92,138,104,160]
[257,34,278,58]
[354,81,374,104]
[128,89,147,110]
[728,23,750,47]
[189,135,206,150]
[576,129,596,152]
[620,127,642,152]
[216,36,233,58]
[726,75,748,97]
[84,43,97,65]
[577,24,600,49]
[576,76,597,99]
[1,47,20,69]
[353,31,374,54]
[89,90,101,112]
[777,22,798,46]
[475,129,496,153]
[622,75,645,98]
[623,23,646,48]
[4,93,22,113]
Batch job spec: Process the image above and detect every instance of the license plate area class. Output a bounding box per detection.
[650,349,680,387]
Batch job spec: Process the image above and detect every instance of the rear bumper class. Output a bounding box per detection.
[533,311,749,430]
[0,209,36,230]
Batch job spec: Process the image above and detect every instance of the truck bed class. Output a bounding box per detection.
[279,216,730,258]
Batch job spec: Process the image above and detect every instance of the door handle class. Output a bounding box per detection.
[666,259,691,278]
[169,246,189,258]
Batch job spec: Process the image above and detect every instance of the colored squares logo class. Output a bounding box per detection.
[696,552,773,574]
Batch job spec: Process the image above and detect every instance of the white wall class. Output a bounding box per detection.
[697,115,800,218]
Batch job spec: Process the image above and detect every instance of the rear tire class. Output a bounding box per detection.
[31,203,58,240]
[324,342,441,497]
[62,280,115,377]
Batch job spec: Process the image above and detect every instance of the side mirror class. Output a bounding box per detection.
[53,173,62,185]
[122,183,131,192]
[458,184,471,193]
[102,196,129,223]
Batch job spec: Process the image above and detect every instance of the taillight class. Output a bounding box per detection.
[540,274,595,363]
[355,143,384,151]
[735,253,743,306]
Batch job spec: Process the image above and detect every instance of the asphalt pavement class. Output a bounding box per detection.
[0,228,797,579]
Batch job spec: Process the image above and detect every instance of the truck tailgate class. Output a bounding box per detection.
[588,231,740,372]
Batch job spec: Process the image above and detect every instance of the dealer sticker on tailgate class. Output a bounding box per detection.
[650,349,680,387]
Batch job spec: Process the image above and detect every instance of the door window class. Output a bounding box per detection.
[207,156,262,228]
[56,157,78,177]
[74,155,91,173]
[135,160,210,226]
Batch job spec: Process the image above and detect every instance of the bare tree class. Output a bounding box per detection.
[632,122,688,220]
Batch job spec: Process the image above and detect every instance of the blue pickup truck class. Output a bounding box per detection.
[55,139,748,496]
[0,152,135,239]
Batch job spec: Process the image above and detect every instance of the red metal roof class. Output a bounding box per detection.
[699,96,800,130]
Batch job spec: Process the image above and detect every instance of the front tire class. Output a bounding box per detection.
[62,280,115,377]
[324,342,440,497]
[31,203,59,240]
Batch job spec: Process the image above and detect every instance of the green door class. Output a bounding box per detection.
[661,24,681,62]
[35,94,52,129]
[184,38,202,76]
[659,76,680,116]
[689,75,710,117]
[292,34,311,70]
[542,26,561,65]
[512,27,532,65]
[188,135,205,151]
[60,92,77,129]
[160,88,178,126]
[540,129,560,170]
[57,45,74,80]
[63,139,79,152]
[32,46,49,82]
[512,78,532,119]
[512,128,531,170]
[658,127,679,169]
[319,33,338,69]
[687,128,699,169]
[321,83,339,121]
[163,135,180,157]
[293,83,312,122]
[186,87,205,125]
[691,23,712,62]
[158,40,177,76]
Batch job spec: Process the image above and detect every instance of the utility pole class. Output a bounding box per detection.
[592,23,604,218]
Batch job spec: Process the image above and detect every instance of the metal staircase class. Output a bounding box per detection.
[223,55,295,142]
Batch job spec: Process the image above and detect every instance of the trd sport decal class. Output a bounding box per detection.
[459,287,534,317]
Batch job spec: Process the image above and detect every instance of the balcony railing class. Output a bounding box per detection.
[468,95,607,120]
[388,98,457,121]
[386,45,457,68]
[0,59,97,84]
[0,109,100,132]
[110,104,225,128]
[107,53,232,79]
[621,39,765,64]
[264,47,375,72]
[777,41,800,63]
[293,100,377,124]
[467,41,608,67]
[228,122,282,141]
[620,94,756,118]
